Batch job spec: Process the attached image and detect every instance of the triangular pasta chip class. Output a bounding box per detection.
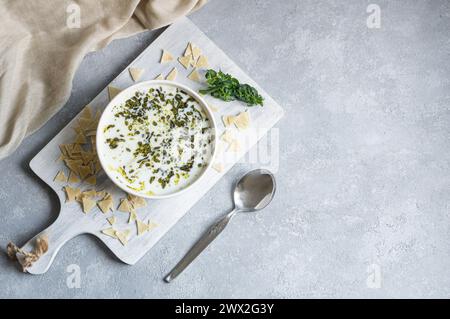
[116,230,130,246]
[79,106,92,120]
[129,67,145,81]
[233,111,250,130]
[160,50,173,63]
[78,165,91,179]
[128,194,147,209]
[64,186,80,202]
[64,159,82,174]
[212,162,224,173]
[59,144,69,156]
[54,170,67,183]
[183,42,193,57]
[187,69,201,82]
[195,55,208,68]
[101,228,117,239]
[154,74,163,80]
[136,219,148,235]
[128,210,137,223]
[107,216,116,225]
[165,67,178,81]
[72,125,83,135]
[94,161,102,174]
[178,55,191,69]
[81,189,97,198]
[148,221,157,231]
[118,198,132,213]
[85,175,96,186]
[68,171,80,184]
[74,133,86,144]
[63,143,73,155]
[80,151,95,164]
[222,115,235,127]
[76,189,95,202]
[108,86,121,101]
[78,118,94,131]
[71,143,83,154]
[82,196,96,214]
[96,190,107,198]
[98,196,113,214]
[191,45,201,60]
[208,104,218,112]
[85,129,96,137]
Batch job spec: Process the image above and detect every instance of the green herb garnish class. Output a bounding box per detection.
[199,69,264,106]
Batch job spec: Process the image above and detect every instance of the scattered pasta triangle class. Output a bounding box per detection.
[222,115,235,127]
[107,216,116,225]
[183,42,193,57]
[160,50,174,63]
[148,221,157,231]
[64,186,80,202]
[116,229,130,246]
[118,198,132,213]
[178,55,191,69]
[128,194,147,209]
[208,103,218,112]
[233,111,250,130]
[195,55,208,68]
[98,196,113,214]
[85,175,96,186]
[136,219,149,235]
[68,171,80,184]
[79,106,92,119]
[128,210,137,223]
[82,196,96,214]
[191,45,201,60]
[74,133,87,144]
[188,69,201,82]
[108,86,121,101]
[101,228,117,238]
[212,162,224,173]
[165,67,178,81]
[54,170,67,183]
[129,67,145,82]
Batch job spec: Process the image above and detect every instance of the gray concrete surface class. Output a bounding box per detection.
[1,0,450,298]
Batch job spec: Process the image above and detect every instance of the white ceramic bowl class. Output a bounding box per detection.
[96,80,217,199]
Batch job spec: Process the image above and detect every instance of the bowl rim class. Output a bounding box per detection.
[96,80,218,199]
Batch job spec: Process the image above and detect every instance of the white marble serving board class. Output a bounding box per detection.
[22,17,284,274]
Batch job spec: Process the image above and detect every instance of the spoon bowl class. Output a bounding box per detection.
[234,169,276,212]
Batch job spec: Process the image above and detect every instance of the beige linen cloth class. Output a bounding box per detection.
[0,0,206,159]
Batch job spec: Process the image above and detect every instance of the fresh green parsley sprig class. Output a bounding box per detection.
[199,69,264,106]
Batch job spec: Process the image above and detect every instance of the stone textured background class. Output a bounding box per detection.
[1,0,449,298]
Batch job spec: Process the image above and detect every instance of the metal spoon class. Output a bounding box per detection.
[164,168,276,282]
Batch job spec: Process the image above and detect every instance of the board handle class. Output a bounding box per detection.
[17,216,80,275]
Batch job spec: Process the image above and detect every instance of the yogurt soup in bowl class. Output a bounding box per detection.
[97,80,217,199]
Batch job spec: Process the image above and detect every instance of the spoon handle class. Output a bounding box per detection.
[164,209,237,282]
